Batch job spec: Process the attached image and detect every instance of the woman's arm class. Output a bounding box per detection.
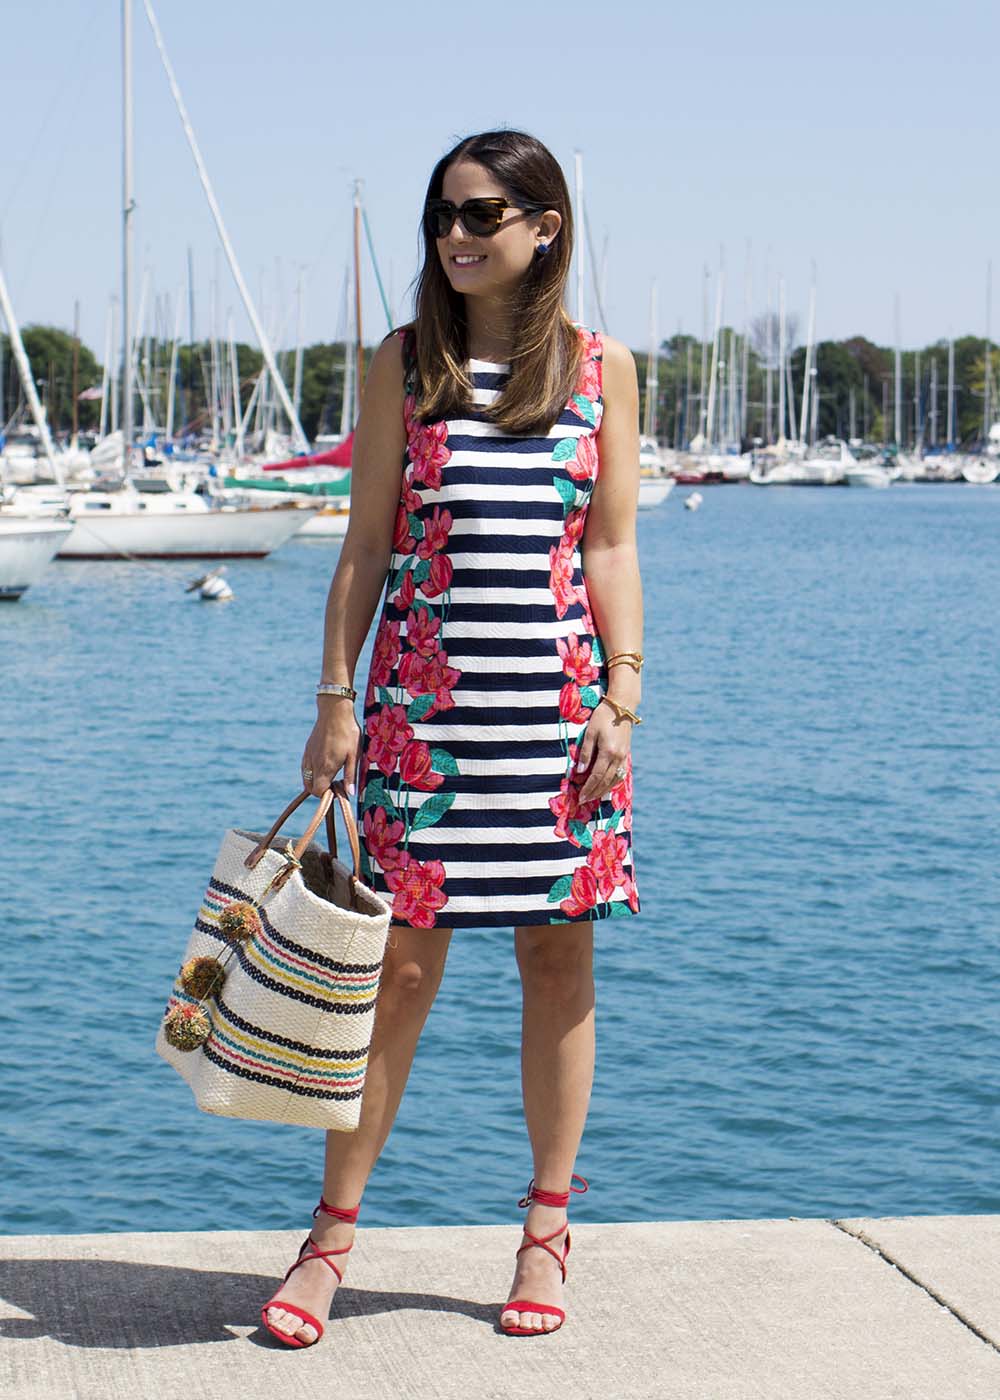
[302,332,407,795]
[575,334,643,804]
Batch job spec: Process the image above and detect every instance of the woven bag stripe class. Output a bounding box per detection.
[201,1041,365,1100]
[213,992,374,1059]
[200,901,376,986]
[249,928,382,996]
[239,942,380,1008]
[190,922,379,1012]
[165,991,370,1073]
[203,878,384,974]
[210,1024,367,1085]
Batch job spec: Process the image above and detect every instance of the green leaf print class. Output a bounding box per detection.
[362,776,393,815]
[608,899,633,918]
[551,437,578,462]
[607,806,624,832]
[430,747,460,775]
[410,791,456,831]
[553,476,578,509]
[590,636,605,665]
[546,874,574,903]
[579,685,600,709]
[408,513,425,540]
[390,557,413,592]
[570,821,593,849]
[376,685,394,706]
[412,558,431,585]
[407,693,436,722]
[572,393,596,426]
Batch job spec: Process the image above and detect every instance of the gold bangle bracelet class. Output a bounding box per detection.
[607,656,643,672]
[599,695,643,725]
[606,650,644,669]
[316,683,357,701]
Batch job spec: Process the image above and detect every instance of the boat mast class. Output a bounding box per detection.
[946,335,955,448]
[165,284,182,439]
[798,274,816,445]
[643,279,658,440]
[929,356,938,448]
[893,294,902,447]
[777,277,786,445]
[99,301,112,438]
[71,300,80,449]
[574,151,584,324]
[984,260,993,446]
[353,180,364,425]
[122,0,135,471]
[705,260,724,448]
[913,350,922,455]
[292,267,304,427]
[142,0,308,451]
[0,258,60,480]
[698,264,709,443]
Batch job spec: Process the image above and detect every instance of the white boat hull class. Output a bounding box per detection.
[637,477,675,509]
[296,507,351,538]
[961,461,999,484]
[57,506,313,559]
[844,467,892,489]
[0,517,74,598]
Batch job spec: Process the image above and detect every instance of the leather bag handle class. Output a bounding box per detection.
[323,779,363,880]
[244,787,336,873]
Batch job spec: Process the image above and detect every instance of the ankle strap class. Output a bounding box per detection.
[314,1196,360,1224]
[518,1173,588,1210]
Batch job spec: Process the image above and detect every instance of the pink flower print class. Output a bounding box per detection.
[398,740,445,792]
[403,393,418,440]
[370,619,401,688]
[419,651,461,715]
[556,633,599,685]
[408,420,450,490]
[420,552,453,599]
[549,772,599,844]
[401,468,423,516]
[560,862,599,919]
[575,332,602,399]
[549,542,578,620]
[393,502,415,555]
[406,606,442,659]
[416,505,453,559]
[622,871,640,912]
[566,432,598,483]
[385,852,448,928]
[587,828,629,901]
[610,759,633,830]
[564,506,586,548]
[398,648,429,699]
[362,806,405,871]
[558,681,591,725]
[393,569,416,612]
[364,703,414,776]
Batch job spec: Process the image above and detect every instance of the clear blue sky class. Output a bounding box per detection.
[2,0,997,367]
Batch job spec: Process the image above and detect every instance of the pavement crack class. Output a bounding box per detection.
[829,1219,1000,1356]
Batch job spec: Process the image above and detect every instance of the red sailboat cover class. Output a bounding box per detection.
[263,432,354,471]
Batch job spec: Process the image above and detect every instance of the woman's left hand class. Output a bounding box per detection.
[574,700,632,804]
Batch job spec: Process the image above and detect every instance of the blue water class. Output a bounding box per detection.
[2,483,998,1236]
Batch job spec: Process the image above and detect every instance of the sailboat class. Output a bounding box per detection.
[57,0,316,561]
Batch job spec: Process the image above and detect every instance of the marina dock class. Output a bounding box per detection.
[2,1214,999,1399]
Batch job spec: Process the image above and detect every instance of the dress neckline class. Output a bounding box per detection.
[468,356,510,370]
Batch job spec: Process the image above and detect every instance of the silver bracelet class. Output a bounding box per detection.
[316,683,357,701]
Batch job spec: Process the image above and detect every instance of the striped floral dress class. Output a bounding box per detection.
[357,322,639,930]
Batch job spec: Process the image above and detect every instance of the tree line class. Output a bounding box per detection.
[2,323,996,449]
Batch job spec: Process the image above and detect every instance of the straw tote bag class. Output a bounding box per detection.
[155,782,392,1131]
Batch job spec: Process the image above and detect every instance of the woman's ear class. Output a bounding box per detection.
[537,209,562,246]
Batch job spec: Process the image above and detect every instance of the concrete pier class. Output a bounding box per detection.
[2,1215,999,1399]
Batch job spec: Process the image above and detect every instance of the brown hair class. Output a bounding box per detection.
[406,129,582,436]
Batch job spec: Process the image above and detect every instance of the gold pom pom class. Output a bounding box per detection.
[163,1003,212,1051]
[179,955,225,999]
[218,901,262,944]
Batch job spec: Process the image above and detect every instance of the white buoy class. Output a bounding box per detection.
[684,491,703,512]
[186,567,234,601]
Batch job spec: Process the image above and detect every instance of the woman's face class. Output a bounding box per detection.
[436,159,560,300]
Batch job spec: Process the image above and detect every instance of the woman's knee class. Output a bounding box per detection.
[516,927,593,1001]
[378,929,449,1006]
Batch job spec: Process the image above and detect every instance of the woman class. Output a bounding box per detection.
[262,128,643,1347]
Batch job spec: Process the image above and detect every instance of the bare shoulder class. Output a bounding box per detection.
[364,328,406,400]
[597,333,639,408]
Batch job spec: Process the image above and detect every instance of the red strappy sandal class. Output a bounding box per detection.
[260,1197,360,1349]
[500,1173,588,1337]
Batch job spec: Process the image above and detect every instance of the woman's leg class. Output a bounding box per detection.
[265,922,452,1342]
[502,920,595,1332]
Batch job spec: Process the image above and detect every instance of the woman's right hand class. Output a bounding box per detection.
[300,701,362,797]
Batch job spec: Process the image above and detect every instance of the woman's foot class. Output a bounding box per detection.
[263,1212,357,1346]
[500,1202,569,1334]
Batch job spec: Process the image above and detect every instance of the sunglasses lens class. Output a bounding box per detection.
[426,202,454,238]
[463,201,503,235]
